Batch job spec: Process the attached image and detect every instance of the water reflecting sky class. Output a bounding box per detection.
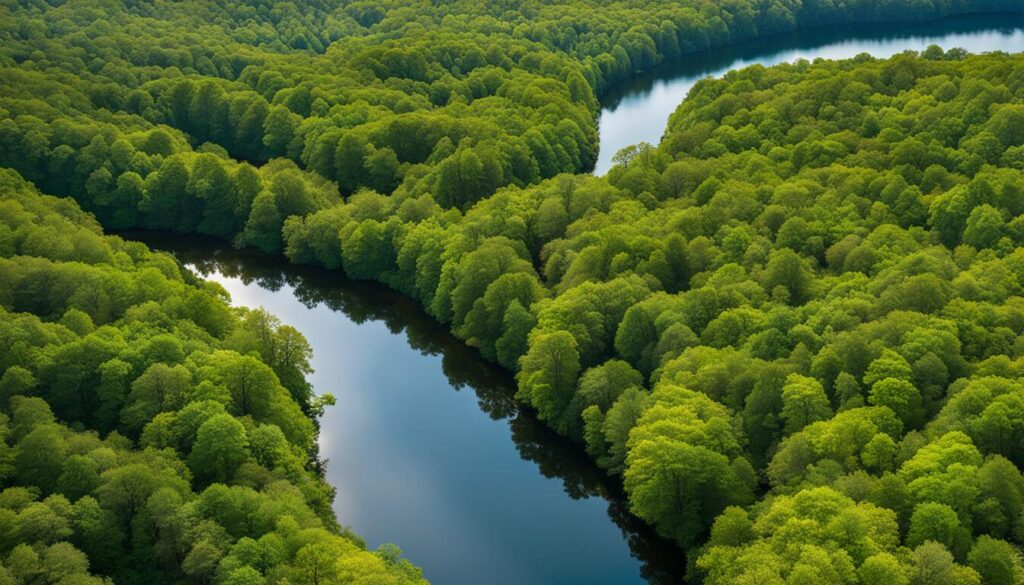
[595,13,1024,175]
[132,235,682,585]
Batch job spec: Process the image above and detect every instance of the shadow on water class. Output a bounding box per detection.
[600,12,1024,112]
[125,231,686,585]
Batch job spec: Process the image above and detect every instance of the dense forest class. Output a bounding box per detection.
[0,169,426,584]
[4,0,1023,222]
[290,48,1024,583]
[6,0,1024,584]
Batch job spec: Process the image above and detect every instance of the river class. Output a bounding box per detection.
[595,13,1024,175]
[132,14,1024,585]
[131,234,684,585]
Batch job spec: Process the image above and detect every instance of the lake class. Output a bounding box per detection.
[130,13,1024,585]
[595,13,1024,175]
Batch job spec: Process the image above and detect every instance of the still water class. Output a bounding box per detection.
[595,13,1024,175]
[134,13,1024,585]
[134,235,683,585]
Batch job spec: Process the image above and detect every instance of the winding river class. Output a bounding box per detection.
[135,13,1024,585]
[132,235,684,585]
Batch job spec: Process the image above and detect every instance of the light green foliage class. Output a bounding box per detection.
[567,359,643,438]
[5,0,1024,579]
[698,487,904,584]
[516,330,581,433]
[869,378,924,429]
[967,536,1023,585]
[0,174,425,584]
[780,373,833,434]
[187,414,249,484]
[906,502,964,551]
[623,384,753,547]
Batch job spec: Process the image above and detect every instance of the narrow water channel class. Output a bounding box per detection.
[595,12,1024,175]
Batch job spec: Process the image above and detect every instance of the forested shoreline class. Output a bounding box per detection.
[5,0,1024,223]
[6,0,1024,584]
[0,170,425,584]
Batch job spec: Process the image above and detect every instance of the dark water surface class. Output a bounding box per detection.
[596,13,1024,174]
[127,15,1024,585]
[132,234,683,585]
